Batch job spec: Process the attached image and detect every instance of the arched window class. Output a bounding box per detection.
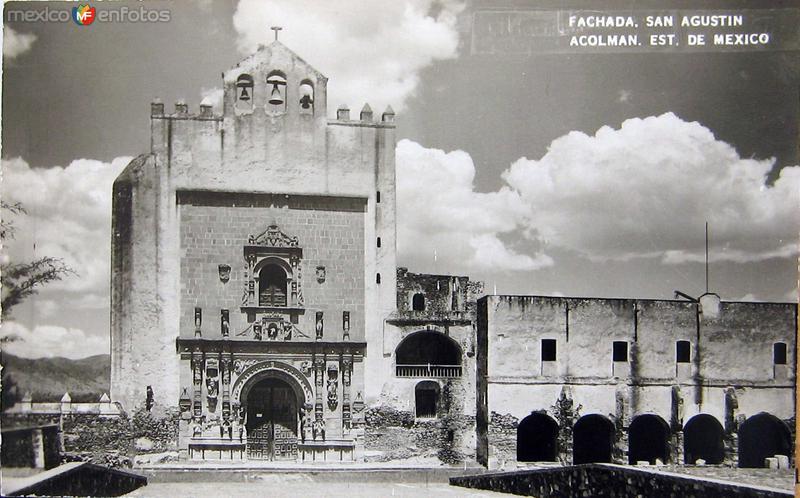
[259,264,287,306]
[395,331,462,378]
[235,74,254,112]
[517,412,559,462]
[684,414,724,464]
[628,414,670,464]
[415,381,440,418]
[412,293,425,311]
[299,80,314,113]
[266,71,287,112]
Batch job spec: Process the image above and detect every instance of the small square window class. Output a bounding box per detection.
[613,341,628,362]
[541,339,557,362]
[774,342,787,365]
[676,341,691,363]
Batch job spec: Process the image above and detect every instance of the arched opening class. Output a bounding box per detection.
[299,80,314,113]
[244,377,299,461]
[266,71,287,112]
[415,381,440,418]
[259,264,287,307]
[395,331,462,378]
[628,414,670,464]
[738,412,792,468]
[573,414,614,464]
[412,293,425,311]
[517,412,559,462]
[235,74,254,112]
[684,414,724,464]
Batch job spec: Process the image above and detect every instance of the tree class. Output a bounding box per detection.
[1,201,75,318]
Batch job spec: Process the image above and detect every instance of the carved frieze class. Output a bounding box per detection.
[248,224,299,247]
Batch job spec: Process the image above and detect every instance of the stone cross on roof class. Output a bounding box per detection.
[271,26,282,42]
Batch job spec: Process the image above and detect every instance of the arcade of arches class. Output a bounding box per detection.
[514,411,792,466]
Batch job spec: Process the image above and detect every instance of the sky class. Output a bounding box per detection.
[1,0,798,359]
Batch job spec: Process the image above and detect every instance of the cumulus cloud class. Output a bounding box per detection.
[1,322,108,359]
[1,156,131,300]
[502,113,800,264]
[395,114,798,276]
[231,0,463,112]
[3,26,36,60]
[396,139,550,273]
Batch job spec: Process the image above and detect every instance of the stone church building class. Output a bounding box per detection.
[110,41,795,466]
[111,40,480,462]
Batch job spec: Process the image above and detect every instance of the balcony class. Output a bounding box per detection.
[395,364,462,378]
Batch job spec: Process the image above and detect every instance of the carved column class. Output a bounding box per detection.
[245,254,256,305]
[290,254,299,307]
[314,357,325,440]
[342,357,352,432]
[221,357,231,423]
[192,351,203,421]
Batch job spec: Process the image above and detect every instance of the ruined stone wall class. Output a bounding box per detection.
[365,270,483,463]
[364,381,476,464]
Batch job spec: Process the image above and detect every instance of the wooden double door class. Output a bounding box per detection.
[246,378,298,460]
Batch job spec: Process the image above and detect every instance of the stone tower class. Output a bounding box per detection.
[111,41,397,458]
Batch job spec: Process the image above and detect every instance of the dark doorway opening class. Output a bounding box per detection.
[245,377,298,460]
[573,414,614,464]
[517,412,559,462]
[415,381,439,418]
[412,293,425,311]
[683,414,724,464]
[738,412,791,468]
[628,414,670,464]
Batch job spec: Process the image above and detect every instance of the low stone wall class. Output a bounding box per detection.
[2,408,180,469]
[450,464,792,497]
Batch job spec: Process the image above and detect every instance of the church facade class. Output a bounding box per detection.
[110,41,795,466]
[111,41,400,461]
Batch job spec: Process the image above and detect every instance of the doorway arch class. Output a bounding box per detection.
[517,412,559,462]
[573,414,614,464]
[738,412,791,468]
[628,414,670,464]
[232,361,313,462]
[683,414,724,464]
[244,377,300,460]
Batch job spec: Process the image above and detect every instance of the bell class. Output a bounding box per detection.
[269,84,284,105]
[238,87,250,101]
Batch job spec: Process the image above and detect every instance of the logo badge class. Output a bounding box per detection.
[72,5,96,26]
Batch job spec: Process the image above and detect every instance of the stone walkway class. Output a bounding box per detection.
[126,471,514,497]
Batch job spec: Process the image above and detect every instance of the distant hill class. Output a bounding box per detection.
[1,352,110,404]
